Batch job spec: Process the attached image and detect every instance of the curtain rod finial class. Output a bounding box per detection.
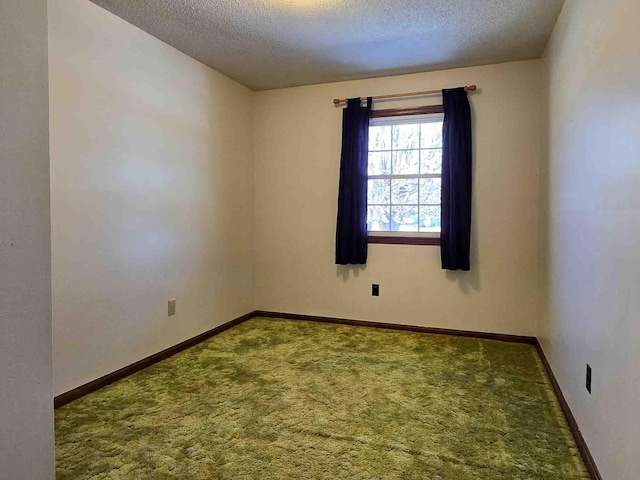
[466,85,477,92]
[333,98,342,105]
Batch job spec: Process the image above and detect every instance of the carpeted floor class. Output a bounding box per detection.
[55,317,589,479]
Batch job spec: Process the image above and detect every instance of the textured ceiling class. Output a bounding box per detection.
[89,0,565,90]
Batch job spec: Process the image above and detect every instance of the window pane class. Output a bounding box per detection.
[391,178,418,204]
[392,123,420,149]
[421,122,443,148]
[367,205,390,231]
[419,206,441,232]
[391,150,419,175]
[369,125,391,151]
[391,206,419,232]
[368,179,390,205]
[368,152,391,175]
[420,149,442,173]
[419,178,441,204]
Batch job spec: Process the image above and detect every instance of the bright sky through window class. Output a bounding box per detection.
[367,114,443,236]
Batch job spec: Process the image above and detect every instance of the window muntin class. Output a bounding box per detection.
[367,113,443,237]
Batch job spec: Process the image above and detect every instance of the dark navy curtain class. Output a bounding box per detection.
[441,87,472,271]
[335,97,372,265]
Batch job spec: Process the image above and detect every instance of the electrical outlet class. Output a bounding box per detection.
[586,364,592,394]
[372,284,380,296]
[168,299,176,316]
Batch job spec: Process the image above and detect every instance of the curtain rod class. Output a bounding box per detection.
[332,85,477,105]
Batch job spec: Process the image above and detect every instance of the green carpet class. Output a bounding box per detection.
[55,317,588,479]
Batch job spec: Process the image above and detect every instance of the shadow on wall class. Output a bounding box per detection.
[336,264,366,281]
[445,203,481,294]
[445,242,481,293]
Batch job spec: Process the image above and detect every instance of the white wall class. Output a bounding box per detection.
[539,1,640,478]
[0,0,54,478]
[254,60,543,336]
[49,0,255,395]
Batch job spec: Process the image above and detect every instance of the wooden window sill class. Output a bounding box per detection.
[368,236,440,246]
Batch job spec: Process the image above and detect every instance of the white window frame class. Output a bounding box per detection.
[367,112,444,240]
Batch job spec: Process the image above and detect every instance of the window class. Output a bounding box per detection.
[367,106,443,245]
